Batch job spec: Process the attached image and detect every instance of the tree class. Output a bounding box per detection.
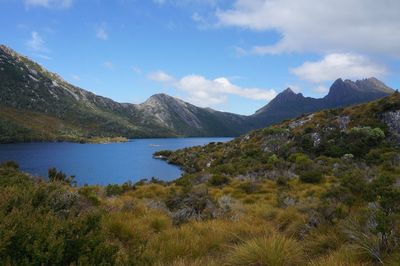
[48,168,76,186]
[366,175,400,251]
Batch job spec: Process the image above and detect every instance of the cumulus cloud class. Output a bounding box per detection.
[216,0,400,56]
[291,53,387,83]
[26,31,49,53]
[148,71,277,107]
[24,0,73,9]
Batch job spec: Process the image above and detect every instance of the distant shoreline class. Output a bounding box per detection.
[0,136,235,145]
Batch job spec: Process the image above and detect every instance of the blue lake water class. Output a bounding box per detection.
[0,138,232,185]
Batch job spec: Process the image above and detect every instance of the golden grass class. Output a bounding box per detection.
[144,218,274,264]
[226,232,304,266]
[78,178,391,265]
[307,246,368,266]
[127,183,170,199]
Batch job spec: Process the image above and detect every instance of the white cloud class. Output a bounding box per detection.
[291,53,387,83]
[96,24,108,40]
[149,71,277,107]
[216,0,400,56]
[26,31,49,53]
[102,61,114,70]
[148,71,174,82]
[313,86,329,94]
[24,0,73,9]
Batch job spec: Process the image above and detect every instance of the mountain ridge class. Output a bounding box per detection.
[252,77,394,125]
[0,44,395,143]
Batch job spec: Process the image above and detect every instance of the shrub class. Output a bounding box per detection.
[79,186,101,205]
[48,167,76,186]
[365,175,400,252]
[238,181,260,194]
[165,186,217,224]
[268,154,279,165]
[226,233,304,266]
[105,182,136,197]
[299,169,323,183]
[0,161,19,170]
[346,127,385,156]
[276,176,288,187]
[105,184,124,197]
[209,174,230,186]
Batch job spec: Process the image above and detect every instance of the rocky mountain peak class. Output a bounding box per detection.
[282,87,295,95]
[143,93,185,107]
[271,87,305,102]
[355,77,393,94]
[149,93,174,101]
[325,77,393,107]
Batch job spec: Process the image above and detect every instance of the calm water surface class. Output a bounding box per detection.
[0,138,232,185]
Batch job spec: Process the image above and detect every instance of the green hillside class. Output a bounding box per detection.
[1,93,399,265]
[0,45,394,143]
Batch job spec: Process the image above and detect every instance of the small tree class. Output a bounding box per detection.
[48,167,76,186]
[366,175,400,252]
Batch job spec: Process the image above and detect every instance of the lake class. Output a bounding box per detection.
[0,138,232,185]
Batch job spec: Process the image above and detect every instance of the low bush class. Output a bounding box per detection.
[299,169,323,183]
[209,174,230,186]
[238,181,260,194]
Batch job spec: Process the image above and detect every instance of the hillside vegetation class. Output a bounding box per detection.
[0,45,258,143]
[1,93,399,265]
[0,45,393,143]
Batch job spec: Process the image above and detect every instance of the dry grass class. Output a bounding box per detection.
[226,232,304,266]
[144,218,273,264]
[307,246,368,266]
[80,177,394,265]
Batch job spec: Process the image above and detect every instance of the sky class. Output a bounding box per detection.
[0,0,399,115]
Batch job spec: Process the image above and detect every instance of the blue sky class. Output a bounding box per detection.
[1,0,399,115]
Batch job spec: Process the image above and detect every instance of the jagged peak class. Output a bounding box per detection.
[328,77,393,96]
[282,87,295,95]
[274,87,304,99]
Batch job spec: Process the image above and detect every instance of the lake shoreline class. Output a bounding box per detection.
[0,135,237,145]
[0,137,232,185]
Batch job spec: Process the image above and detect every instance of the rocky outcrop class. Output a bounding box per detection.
[381,110,400,142]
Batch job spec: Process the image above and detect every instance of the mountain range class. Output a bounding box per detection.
[0,45,395,143]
